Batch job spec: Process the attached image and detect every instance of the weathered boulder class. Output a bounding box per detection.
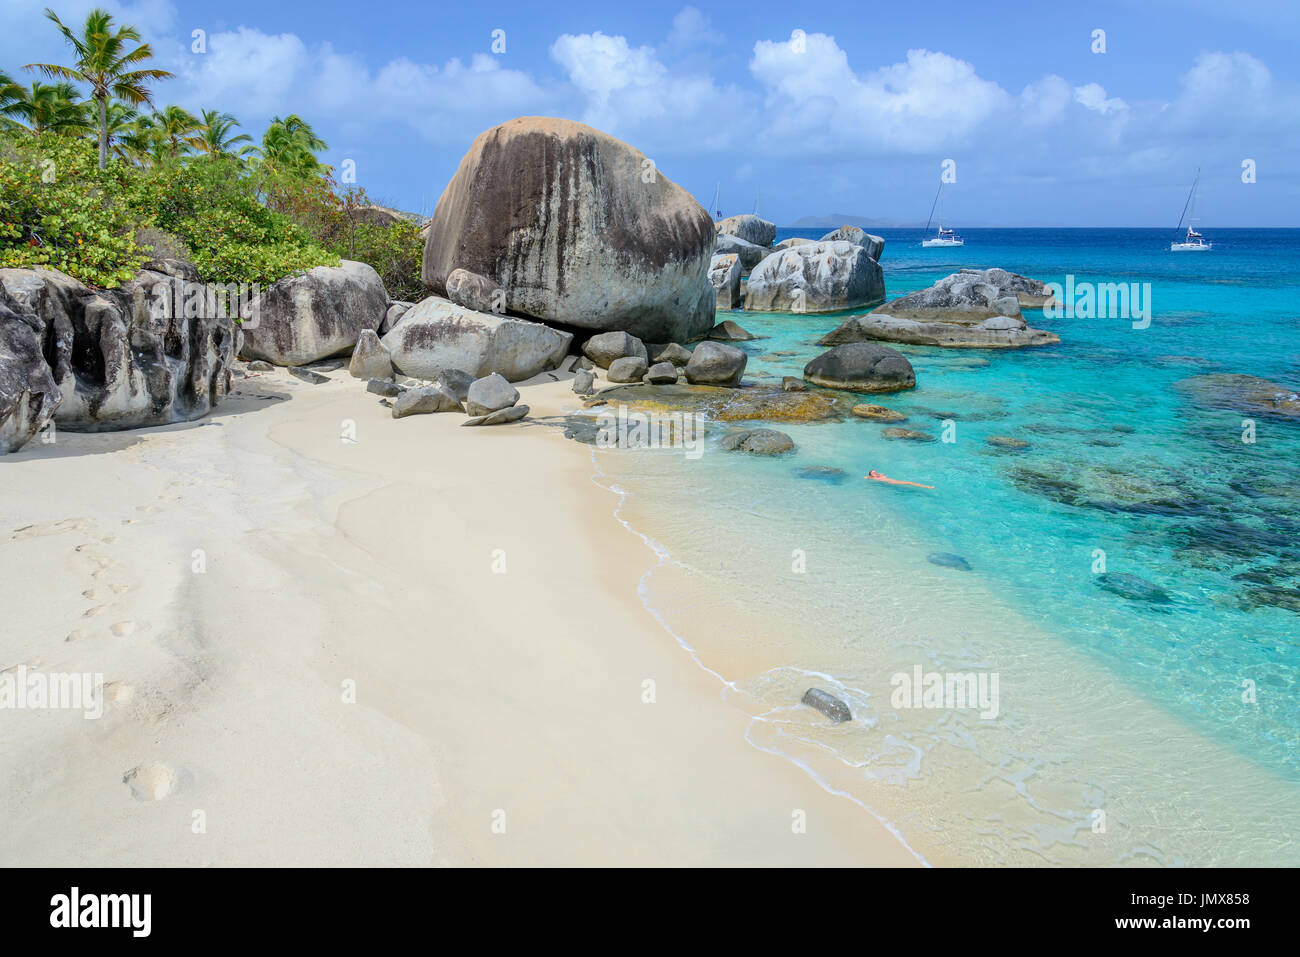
[445,268,503,315]
[392,383,463,418]
[685,341,747,386]
[803,343,916,392]
[720,428,795,455]
[422,116,716,343]
[349,329,394,379]
[820,312,1060,349]
[583,331,648,369]
[644,361,679,384]
[802,688,851,723]
[715,214,776,247]
[715,233,769,272]
[708,319,758,341]
[572,369,597,395]
[380,300,413,336]
[772,237,813,252]
[709,253,742,310]
[0,265,233,437]
[956,267,1057,308]
[819,225,885,262]
[652,343,692,367]
[465,373,519,417]
[349,205,408,228]
[0,293,60,452]
[607,356,649,383]
[239,260,387,366]
[745,242,885,314]
[381,296,571,382]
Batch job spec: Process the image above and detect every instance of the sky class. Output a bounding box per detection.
[3,0,1299,226]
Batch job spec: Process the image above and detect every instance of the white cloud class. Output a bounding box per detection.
[1073,82,1128,114]
[748,35,1010,152]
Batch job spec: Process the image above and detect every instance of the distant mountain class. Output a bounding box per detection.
[789,214,924,230]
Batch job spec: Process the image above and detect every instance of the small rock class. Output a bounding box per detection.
[349,329,394,380]
[852,404,907,422]
[653,343,693,367]
[720,428,795,455]
[796,466,847,485]
[465,373,520,417]
[463,404,530,426]
[1096,573,1172,604]
[987,435,1030,450]
[573,369,597,395]
[685,341,747,386]
[781,377,808,392]
[882,427,934,441]
[288,366,330,385]
[708,319,759,342]
[392,384,463,417]
[607,356,649,383]
[247,360,275,373]
[437,368,475,403]
[583,331,648,369]
[644,362,679,384]
[801,688,851,723]
[367,378,405,398]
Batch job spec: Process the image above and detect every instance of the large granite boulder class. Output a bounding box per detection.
[421,116,716,344]
[819,225,884,262]
[239,260,388,366]
[709,253,742,310]
[715,214,776,247]
[820,312,1060,349]
[715,233,770,272]
[745,242,885,314]
[0,265,234,438]
[803,343,916,392]
[381,296,571,382]
[684,341,746,386]
[0,292,60,452]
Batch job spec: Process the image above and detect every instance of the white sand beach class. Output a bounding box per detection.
[0,365,920,866]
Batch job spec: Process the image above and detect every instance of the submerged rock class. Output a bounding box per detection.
[803,343,916,393]
[1173,373,1300,420]
[1011,464,1201,515]
[851,404,907,422]
[1096,572,1172,604]
[801,688,852,723]
[421,116,716,344]
[592,383,848,423]
[746,241,885,314]
[720,428,795,454]
[821,312,1059,349]
[927,552,972,571]
[796,465,848,485]
[782,376,808,393]
[708,319,759,341]
[987,435,1031,450]
[882,427,934,441]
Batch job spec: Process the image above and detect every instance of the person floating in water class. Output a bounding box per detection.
[865,470,934,489]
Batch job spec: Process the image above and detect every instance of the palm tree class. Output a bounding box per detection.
[187,109,254,160]
[25,7,173,169]
[0,70,21,130]
[254,113,328,176]
[1,80,92,134]
[148,104,198,158]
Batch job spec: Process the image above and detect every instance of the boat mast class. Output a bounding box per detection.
[1174,168,1200,237]
[924,182,943,237]
[711,182,721,220]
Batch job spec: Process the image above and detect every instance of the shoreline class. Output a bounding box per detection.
[0,363,920,866]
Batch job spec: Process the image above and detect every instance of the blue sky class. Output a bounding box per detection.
[4,0,1299,226]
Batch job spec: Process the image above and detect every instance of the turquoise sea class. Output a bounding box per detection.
[592,228,1300,866]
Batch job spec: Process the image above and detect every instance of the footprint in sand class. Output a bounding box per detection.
[100,535,117,545]
[82,605,107,618]
[109,621,136,637]
[11,518,89,541]
[110,584,129,594]
[65,629,87,642]
[82,587,103,600]
[123,763,179,801]
[135,505,160,514]
[104,682,134,703]
[91,569,108,581]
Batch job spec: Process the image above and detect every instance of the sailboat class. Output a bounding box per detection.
[1170,170,1212,251]
[921,182,964,247]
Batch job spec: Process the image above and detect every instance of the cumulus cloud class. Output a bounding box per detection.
[1073,82,1128,114]
[748,34,1010,153]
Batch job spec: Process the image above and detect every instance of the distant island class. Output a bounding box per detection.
[789,214,924,230]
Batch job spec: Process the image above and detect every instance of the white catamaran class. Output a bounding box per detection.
[921,182,964,247]
[1171,170,1212,251]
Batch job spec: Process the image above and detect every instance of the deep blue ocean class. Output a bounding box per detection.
[601,227,1300,864]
